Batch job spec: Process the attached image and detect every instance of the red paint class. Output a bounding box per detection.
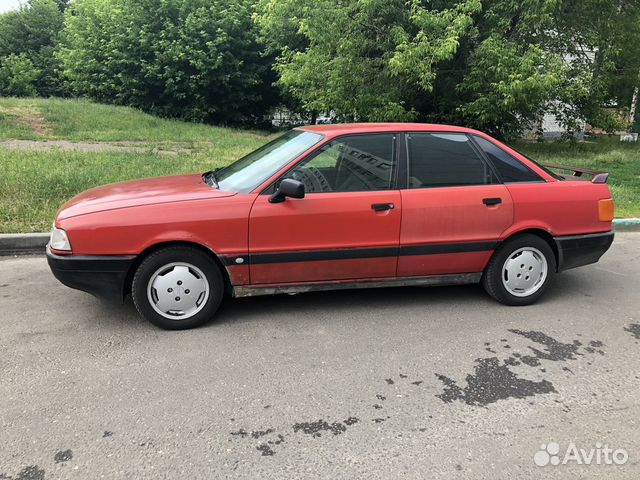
[58,174,234,220]
[53,123,614,288]
[248,191,401,283]
[398,185,513,276]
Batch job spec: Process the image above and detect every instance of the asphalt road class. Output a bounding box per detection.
[1,233,639,479]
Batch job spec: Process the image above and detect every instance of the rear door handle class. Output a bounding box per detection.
[372,203,394,212]
[483,197,502,206]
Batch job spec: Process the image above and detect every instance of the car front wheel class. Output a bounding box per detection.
[482,234,556,306]
[132,246,224,329]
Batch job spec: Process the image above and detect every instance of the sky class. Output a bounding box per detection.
[0,0,22,14]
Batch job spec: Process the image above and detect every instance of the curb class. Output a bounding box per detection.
[1,219,640,256]
[612,218,640,231]
[0,233,49,256]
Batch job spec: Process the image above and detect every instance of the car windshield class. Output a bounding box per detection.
[215,130,324,193]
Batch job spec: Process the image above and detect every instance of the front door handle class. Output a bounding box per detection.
[483,197,502,206]
[372,203,395,212]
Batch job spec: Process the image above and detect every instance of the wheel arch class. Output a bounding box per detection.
[123,240,233,300]
[499,228,559,271]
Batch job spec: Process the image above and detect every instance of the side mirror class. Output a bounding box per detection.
[269,178,305,203]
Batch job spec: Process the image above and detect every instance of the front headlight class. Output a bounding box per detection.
[50,224,72,251]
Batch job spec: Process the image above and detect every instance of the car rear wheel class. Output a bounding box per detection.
[132,246,224,329]
[482,234,556,306]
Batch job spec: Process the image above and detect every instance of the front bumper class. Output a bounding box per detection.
[554,231,614,271]
[47,247,136,303]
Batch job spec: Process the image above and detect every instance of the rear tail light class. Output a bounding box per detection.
[598,199,614,222]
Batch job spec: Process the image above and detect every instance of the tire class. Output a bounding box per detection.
[482,234,556,306]
[132,246,224,329]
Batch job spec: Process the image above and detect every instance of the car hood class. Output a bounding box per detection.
[57,173,235,220]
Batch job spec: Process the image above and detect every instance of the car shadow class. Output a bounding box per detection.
[87,270,597,330]
[213,283,490,327]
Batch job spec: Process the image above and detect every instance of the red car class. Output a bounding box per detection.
[47,123,615,329]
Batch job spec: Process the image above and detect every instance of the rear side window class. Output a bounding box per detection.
[407,133,495,188]
[473,136,542,183]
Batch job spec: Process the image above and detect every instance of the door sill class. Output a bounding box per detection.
[232,273,482,298]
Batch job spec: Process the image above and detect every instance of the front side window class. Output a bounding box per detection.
[407,133,494,188]
[473,136,542,183]
[281,134,397,193]
[216,130,324,193]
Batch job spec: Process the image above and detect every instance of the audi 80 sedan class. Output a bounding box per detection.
[47,123,615,329]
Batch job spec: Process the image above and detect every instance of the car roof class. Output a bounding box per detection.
[297,122,481,137]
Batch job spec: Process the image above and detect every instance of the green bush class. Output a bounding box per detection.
[0,53,40,96]
[58,0,276,125]
[0,0,66,97]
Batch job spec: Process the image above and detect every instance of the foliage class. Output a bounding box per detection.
[458,38,568,138]
[257,0,640,137]
[0,53,41,96]
[58,0,276,124]
[256,0,481,122]
[0,0,66,96]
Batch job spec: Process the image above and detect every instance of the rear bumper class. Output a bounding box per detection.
[554,232,614,271]
[46,246,136,303]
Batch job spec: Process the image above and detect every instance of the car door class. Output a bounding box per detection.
[398,132,514,277]
[248,133,402,285]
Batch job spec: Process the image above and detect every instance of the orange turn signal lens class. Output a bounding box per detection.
[598,198,614,222]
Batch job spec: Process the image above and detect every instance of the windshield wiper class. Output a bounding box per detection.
[203,169,219,188]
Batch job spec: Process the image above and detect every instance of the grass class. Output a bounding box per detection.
[0,97,638,232]
[0,97,274,232]
[0,149,251,233]
[0,97,271,142]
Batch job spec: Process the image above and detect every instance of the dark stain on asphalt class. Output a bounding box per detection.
[435,330,605,406]
[372,418,386,423]
[14,466,45,480]
[376,394,386,401]
[256,444,275,456]
[373,404,383,409]
[504,357,520,366]
[0,284,9,288]
[624,323,640,339]
[232,417,359,456]
[411,380,423,386]
[251,428,274,439]
[255,433,286,456]
[54,450,73,464]
[399,374,408,379]
[103,431,114,437]
[509,329,584,362]
[385,378,394,385]
[436,358,556,406]
[293,419,344,437]
[293,417,359,437]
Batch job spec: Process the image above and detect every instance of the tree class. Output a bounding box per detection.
[0,0,66,96]
[0,53,40,96]
[257,0,640,138]
[255,0,481,122]
[58,0,277,124]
